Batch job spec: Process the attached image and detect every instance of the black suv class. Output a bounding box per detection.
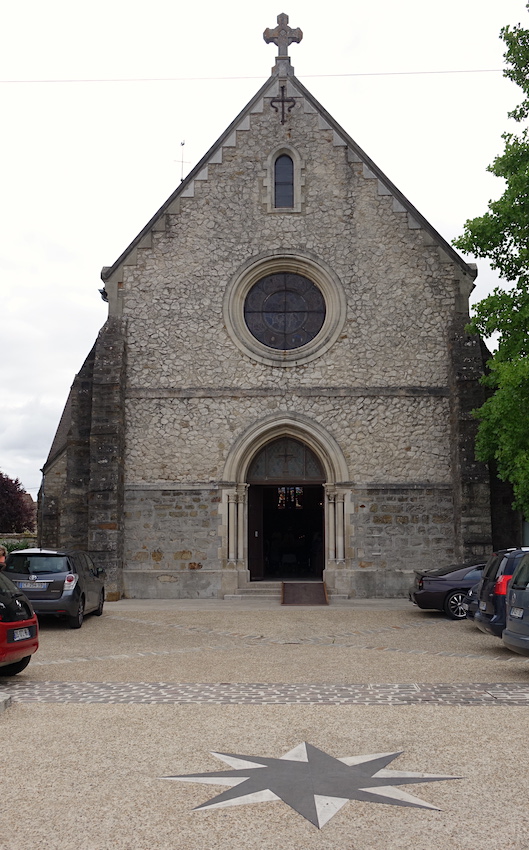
[474,548,529,638]
[4,548,106,629]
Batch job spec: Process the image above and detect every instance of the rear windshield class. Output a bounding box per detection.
[483,554,504,580]
[484,551,527,580]
[422,564,466,578]
[500,552,526,577]
[511,554,529,590]
[5,554,68,575]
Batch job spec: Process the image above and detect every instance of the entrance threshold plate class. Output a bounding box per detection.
[281,582,328,606]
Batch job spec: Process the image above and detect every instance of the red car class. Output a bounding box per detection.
[0,570,39,676]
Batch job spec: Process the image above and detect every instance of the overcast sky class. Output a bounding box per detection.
[1,0,527,498]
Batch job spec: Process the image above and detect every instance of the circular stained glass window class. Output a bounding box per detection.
[244,273,326,350]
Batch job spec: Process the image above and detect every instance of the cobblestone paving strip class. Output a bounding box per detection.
[3,681,529,705]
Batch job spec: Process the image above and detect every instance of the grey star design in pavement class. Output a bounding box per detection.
[163,742,460,829]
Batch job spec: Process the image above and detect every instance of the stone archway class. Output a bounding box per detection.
[221,413,350,588]
[246,437,325,580]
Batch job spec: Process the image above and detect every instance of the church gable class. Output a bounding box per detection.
[40,15,500,601]
[100,61,475,395]
[101,38,475,322]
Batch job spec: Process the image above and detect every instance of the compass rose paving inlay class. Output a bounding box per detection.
[164,743,459,829]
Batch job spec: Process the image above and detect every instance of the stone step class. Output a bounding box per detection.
[224,594,281,601]
[230,583,282,596]
[224,592,350,602]
[224,581,350,603]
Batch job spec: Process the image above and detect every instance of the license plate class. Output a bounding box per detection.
[16,581,47,590]
[13,628,31,641]
[479,601,487,611]
[510,607,524,619]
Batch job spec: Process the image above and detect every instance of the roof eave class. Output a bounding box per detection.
[291,76,477,280]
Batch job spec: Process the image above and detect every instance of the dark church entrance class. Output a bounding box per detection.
[247,438,325,581]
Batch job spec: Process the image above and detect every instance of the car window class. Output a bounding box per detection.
[511,554,529,589]
[5,554,68,575]
[483,554,503,580]
[501,552,525,577]
[463,567,484,583]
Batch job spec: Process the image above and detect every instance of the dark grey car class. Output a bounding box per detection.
[503,553,529,656]
[474,548,529,637]
[3,548,105,629]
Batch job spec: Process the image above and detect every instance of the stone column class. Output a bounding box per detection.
[327,488,336,561]
[336,492,345,561]
[236,485,247,562]
[228,492,237,561]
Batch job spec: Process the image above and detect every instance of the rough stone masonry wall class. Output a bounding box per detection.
[87,317,127,600]
[448,320,493,562]
[121,104,461,394]
[344,486,455,597]
[125,394,452,485]
[123,488,223,599]
[59,345,96,552]
[39,451,66,549]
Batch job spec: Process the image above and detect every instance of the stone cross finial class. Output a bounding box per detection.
[264,13,303,58]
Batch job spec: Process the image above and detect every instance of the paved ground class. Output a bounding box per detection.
[2,598,529,849]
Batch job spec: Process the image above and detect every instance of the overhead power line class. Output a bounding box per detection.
[0,69,502,85]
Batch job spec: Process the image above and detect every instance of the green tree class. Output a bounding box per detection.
[453,5,529,515]
[0,471,36,533]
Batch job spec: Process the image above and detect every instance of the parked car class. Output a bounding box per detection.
[0,571,39,675]
[409,562,486,620]
[462,582,481,619]
[474,548,529,637]
[502,552,529,656]
[3,548,106,629]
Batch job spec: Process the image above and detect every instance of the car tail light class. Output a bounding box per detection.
[494,574,513,595]
[417,578,423,590]
[63,574,78,591]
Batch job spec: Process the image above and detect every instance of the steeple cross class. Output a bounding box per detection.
[264,13,303,58]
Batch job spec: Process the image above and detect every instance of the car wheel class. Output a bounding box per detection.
[94,589,104,617]
[68,596,85,629]
[444,590,467,620]
[0,655,32,676]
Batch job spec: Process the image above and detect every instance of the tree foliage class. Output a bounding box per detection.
[0,471,36,533]
[454,11,529,283]
[453,5,529,515]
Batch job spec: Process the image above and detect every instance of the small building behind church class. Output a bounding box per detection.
[38,15,520,600]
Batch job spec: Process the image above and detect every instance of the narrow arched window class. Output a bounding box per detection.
[274,155,294,208]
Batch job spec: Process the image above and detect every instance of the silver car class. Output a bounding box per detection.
[3,548,105,629]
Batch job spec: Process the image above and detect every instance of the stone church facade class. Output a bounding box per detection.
[39,16,516,600]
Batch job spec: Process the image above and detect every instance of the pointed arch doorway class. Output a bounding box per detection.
[247,437,325,581]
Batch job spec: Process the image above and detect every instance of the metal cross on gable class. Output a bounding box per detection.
[270,85,296,124]
[264,12,303,58]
